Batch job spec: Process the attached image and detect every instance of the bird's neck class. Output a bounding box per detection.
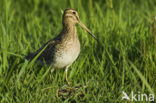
[61,22,78,40]
[63,22,76,32]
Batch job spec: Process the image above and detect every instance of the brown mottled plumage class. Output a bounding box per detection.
[26,8,98,85]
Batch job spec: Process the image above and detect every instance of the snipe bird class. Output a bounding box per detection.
[26,8,98,85]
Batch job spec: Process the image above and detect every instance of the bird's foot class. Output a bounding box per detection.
[66,80,70,86]
[58,83,86,99]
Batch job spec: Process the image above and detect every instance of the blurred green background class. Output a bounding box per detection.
[0,0,156,102]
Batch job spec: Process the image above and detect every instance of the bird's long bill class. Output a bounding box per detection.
[78,21,98,41]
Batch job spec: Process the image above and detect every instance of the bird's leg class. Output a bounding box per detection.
[49,66,55,80]
[51,67,55,73]
[65,66,70,86]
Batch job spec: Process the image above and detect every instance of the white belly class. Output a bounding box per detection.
[53,40,80,68]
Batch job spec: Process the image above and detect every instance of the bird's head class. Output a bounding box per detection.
[62,8,98,41]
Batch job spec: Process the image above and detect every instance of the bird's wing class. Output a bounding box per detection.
[26,39,57,61]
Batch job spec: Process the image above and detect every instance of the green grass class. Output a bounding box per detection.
[0,0,156,102]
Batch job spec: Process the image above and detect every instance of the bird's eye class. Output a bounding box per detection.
[72,12,76,15]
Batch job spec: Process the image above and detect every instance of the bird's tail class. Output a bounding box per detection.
[25,53,36,60]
